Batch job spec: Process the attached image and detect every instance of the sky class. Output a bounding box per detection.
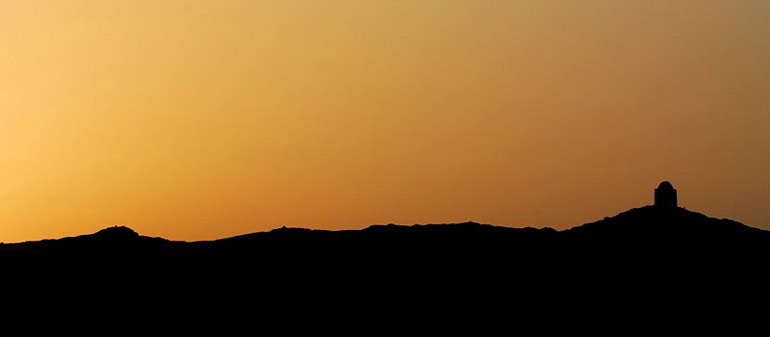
[1,0,768,242]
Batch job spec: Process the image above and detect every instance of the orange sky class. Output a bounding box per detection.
[1,1,768,242]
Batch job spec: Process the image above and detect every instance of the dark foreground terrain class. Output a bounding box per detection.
[2,206,768,324]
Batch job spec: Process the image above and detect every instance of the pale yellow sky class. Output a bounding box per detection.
[1,1,768,242]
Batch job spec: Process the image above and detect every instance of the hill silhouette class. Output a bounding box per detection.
[2,201,768,323]
[2,206,766,283]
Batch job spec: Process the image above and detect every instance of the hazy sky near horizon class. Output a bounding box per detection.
[1,0,768,242]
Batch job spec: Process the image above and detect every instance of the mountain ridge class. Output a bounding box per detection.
[1,205,764,246]
[2,205,766,276]
[2,204,767,320]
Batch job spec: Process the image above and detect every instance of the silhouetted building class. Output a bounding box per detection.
[654,181,677,208]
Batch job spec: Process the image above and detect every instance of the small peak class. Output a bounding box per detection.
[95,226,139,238]
[657,181,674,190]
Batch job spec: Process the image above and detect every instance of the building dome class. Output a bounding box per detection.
[654,181,677,208]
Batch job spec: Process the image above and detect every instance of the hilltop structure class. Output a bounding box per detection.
[654,181,678,208]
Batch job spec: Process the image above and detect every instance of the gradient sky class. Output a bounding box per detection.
[1,0,768,242]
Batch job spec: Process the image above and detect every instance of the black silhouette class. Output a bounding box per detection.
[1,182,767,323]
[654,180,678,208]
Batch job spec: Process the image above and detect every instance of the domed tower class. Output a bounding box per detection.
[654,181,677,208]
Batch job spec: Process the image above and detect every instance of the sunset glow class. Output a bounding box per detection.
[1,1,768,242]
